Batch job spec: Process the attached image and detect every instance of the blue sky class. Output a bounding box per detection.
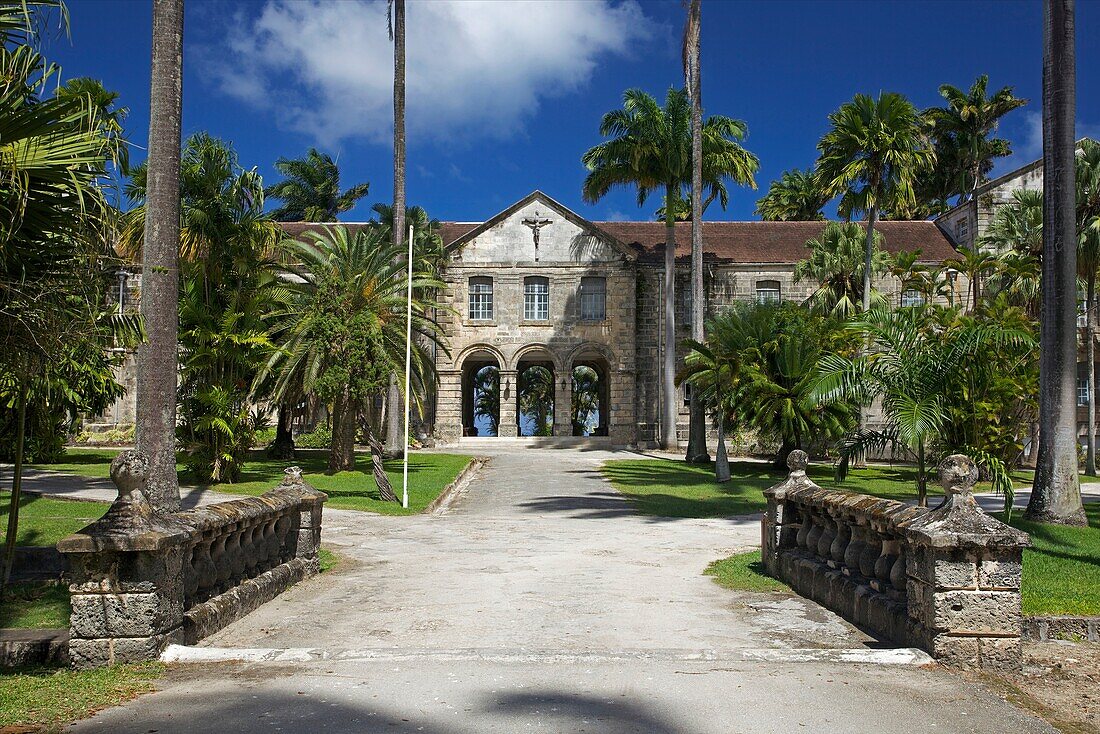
[50,0,1100,223]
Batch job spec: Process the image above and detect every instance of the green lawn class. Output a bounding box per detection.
[1001,503,1100,616]
[0,663,163,732]
[0,493,109,547]
[0,582,70,629]
[704,551,790,594]
[601,457,1099,519]
[27,448,475,515]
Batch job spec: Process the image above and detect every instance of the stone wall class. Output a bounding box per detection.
[761,451,1029,671]
[57,452,326,669]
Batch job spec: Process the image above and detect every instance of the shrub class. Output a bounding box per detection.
[295,426,332,449]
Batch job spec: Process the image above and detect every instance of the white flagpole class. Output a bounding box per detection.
[402,222,414,509]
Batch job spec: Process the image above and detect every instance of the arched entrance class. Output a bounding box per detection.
[515,347,556,437]
[570,347,611,437]
[461,350,501,437]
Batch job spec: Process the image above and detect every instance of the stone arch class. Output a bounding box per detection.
[568,342,616,437]
[565,341,618,371]
[456,344,504,437]
[510,343,563,373]
[455,343,507,370]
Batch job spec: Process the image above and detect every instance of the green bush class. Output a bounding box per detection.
[251,426,276,448]
[295,426,331,449]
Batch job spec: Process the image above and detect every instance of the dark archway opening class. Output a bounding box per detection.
[462,357,500,437]
[517,362,554,437]
[572,360,610,436]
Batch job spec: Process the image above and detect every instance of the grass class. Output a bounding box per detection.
[25,447,474,515]
[601,457,1098,519]
[0,662,163,732]
[0,493,108,547]
[0,582,70,629]
[318,547,338,573]
[704,550,790,594]
[1000,503,1100,616]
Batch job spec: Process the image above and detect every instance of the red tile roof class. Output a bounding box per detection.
[278,220,957,265]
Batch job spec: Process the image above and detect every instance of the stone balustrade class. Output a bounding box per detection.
[57,452,326,669]
[761,451,1029,671]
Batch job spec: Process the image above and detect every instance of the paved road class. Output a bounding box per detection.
[69,447,1052,733]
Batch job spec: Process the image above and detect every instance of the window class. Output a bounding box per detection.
[524,276,549,320]
[756,280,781,304]
[469,277,493,320]
[1079,378,1091,407]
[1079,297,1089,328]
[901,289,925,308]
[579,277,606,321]
[955,216,970,243]
[676,284,693,321]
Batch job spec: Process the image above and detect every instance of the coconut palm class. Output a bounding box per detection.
[266,226,444,498]
[945,246,1000,311]
[794,222,890,317]
[816,92,935,313]
[582,87,758,450]
[369,203,454,279]
[755,169,830,221]
[981,189,1044,255]
[1028,0,1086,525]
[925,75,1027,204]
[265,148,369,223]
[676,337,738,483]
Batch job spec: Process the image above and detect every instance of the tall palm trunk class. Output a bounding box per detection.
[1028,0,1087,525]
[1,385,29,596]
[862,204,879,312]
[385,0,407,457]
[136,0,184,514]
[1088,275,1097,476]
[267,403,295,459]
[661,184,679,451]
[684,0,709,464]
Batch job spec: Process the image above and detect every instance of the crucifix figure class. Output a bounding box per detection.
[522,212,553,261]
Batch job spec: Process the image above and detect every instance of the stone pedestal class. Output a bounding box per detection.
[498,370,518,437]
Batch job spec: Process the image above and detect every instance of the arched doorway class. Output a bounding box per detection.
[571,356,610,437]
[461,351,501,437]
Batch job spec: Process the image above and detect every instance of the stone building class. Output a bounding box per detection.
[92,190,961,449]
[429,190,957,447]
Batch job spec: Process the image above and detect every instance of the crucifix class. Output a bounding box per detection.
[522,212,553,262]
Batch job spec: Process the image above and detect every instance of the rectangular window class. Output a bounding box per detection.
[579,277,606,321]
[1079,298,1089,328]
[469,276,493,320]
[955,217,970,242]
[756,280,781,304]
[677,284,693,321]
[1079,377,1090,407]
[524,276,549,321]
[901,289,925,308]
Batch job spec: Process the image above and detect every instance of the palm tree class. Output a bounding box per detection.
[816,92,935,313]
[472,366,499,436]
[1075,140,1100,475]
[55,77,129,174]
[571,366,600,436]
[794,222,890,317]
[134,0,184,513]
[677,337,738,483]
[945,246,1000,311]
[755,169,830,221]
[981,189,1044,255]
[925,75,1027,205]
[1028,0,1086,526]
[683,0,708,463]
[582,87,758,450]
[268,226,444,497]
[370,203,454,279]
[519,366,554,437]
[384,0,407,457]
[265,148,369,222]
[812,307,1028,506]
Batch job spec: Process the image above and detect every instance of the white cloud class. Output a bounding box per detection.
[206,0,655,147]
[1015,111,1100,161]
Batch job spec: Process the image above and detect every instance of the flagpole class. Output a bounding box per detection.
[402,222,414,509]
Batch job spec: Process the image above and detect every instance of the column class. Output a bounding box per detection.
[554,370,573,436]
[498,369,518,437]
